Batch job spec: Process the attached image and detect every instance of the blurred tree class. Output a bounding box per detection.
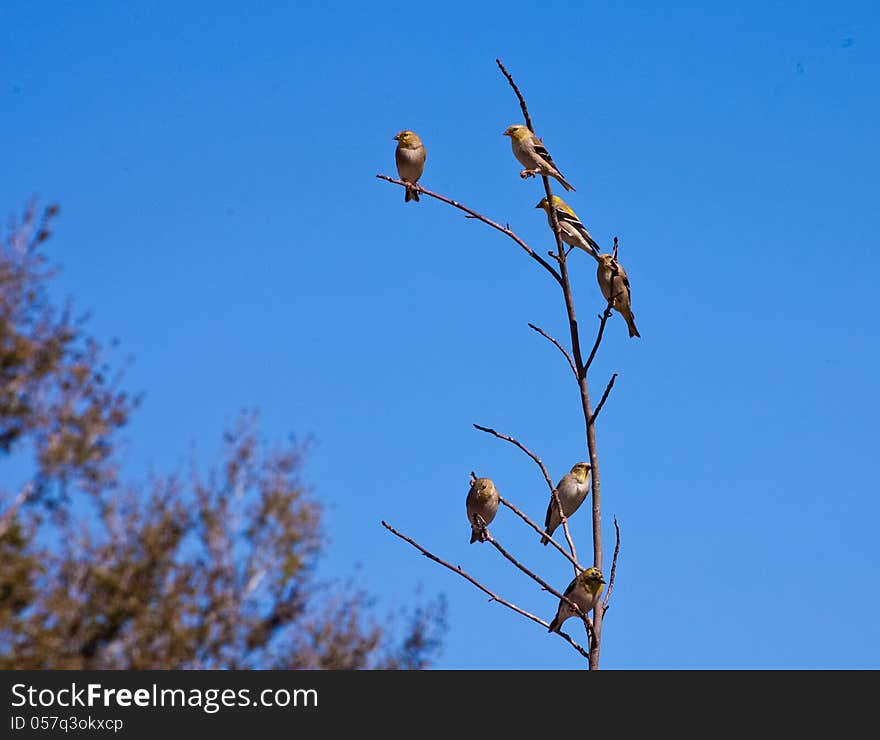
[0,203,444,669]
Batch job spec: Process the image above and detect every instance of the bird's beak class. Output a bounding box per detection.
[392,135,399,141]
[534,202,542,209]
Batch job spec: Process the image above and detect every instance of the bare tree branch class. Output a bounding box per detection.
[603,516,621,613]
[528,323,577,379]
[584,304,614,373]
[590,373,618,426]
[498,495,583,572]
[496,59,534,132]
[381,520,590,660]
[481,528,595,646]
[375,175,561,283]
[495,59,608,669]
[472,423,578,566]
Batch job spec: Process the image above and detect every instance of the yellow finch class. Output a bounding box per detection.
[541,462,591,546]
[548,567,605,633]
[466,477,499,544]
[535,196,600,259]
[503,124,574,191]
[597,253,641,338]
[393,130,426,203]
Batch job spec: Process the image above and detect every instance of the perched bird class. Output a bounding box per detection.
[596,253,640,339]
[393,130,426,203]
[502,124,575,192]
[535,196,600,259]
[547,567,606,634]
[541,462,591,546]
[466,476,500,544]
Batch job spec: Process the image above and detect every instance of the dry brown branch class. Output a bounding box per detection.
[375,174,561,283]
[481,528,595,646]
[496,59,535,132]
[497,495,583,572]
[472,423,578,565]
[528,322,577,379]
[590,373,618,426]
[602,516,621,613]
[495,59,608,669]
[584,304,615,373]
[381,520,590,660]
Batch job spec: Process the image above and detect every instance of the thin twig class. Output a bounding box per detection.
[482,529,596,646]
[602,516,621,613]
[381,520,589,660]
[496,59,605,670]
[498,495,583,572]
[590,373,618,426]
[473,423,578,566]
[496,59,534,132]
[528,323,577,379]
[375,174,561,283]
[584,304,614,373]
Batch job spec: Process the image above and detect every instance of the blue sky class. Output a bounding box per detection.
[3,1,879,668]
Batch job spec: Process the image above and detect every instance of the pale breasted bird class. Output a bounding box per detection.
[503,124,574,191]
[596,253,640,338]
[466,476,500,544]
[393,130,426,203]
[541,462,591,546]
[547,567,606,633]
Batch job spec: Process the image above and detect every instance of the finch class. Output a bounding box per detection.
[503,124,574,192]
[547,567,606,633]
[535,196,600,259]
[466,476,500,544]
[541,462,591,546]
[393,130,426,203]
[596,253,640,339]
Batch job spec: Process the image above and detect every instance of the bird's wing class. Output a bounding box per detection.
[532,138,561,170]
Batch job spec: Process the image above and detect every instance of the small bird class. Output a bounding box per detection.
[541,462,591,546]
[466,476,500,544]
[393,130,426,203]
[503,124,574,192]
[547,566,606,633]
[596,253,640,338]
[535,196,600,259]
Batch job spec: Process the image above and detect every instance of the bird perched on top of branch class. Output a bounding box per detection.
[541,462,591,546]
[466,476,499,544]
[547,567,605,633]
[596,253,640,339]
[393,130,426,203]
[535,196,600,259]
[503,124,574,191]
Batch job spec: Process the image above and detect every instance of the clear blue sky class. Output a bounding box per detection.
[3,1,878,669]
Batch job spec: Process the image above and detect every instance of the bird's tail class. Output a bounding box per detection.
[469,528,480,544]
[405,185,420,203]
[540,534,550,546]
[556,174,575,192]
[547,616,560,633]
[626,312,641,339]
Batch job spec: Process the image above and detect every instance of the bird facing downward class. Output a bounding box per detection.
[535,196,600,259]
[547,567,606,634]
[596,253,640,339]
[465,476,500,544]
[503,124,575,192]
[393,130,426,203]
[541,462,591,546]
